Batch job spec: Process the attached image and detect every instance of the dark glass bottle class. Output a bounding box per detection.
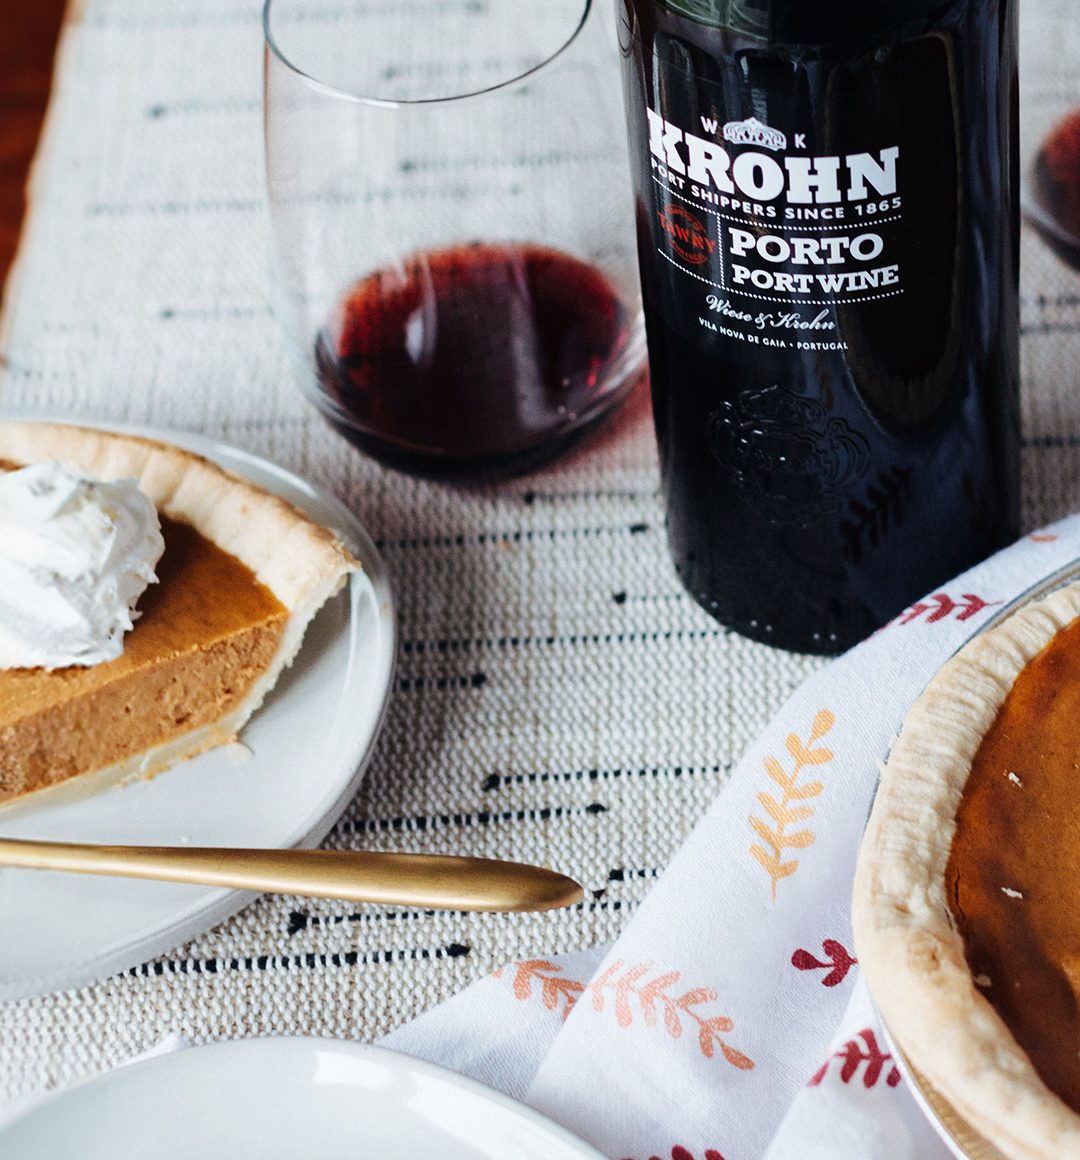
[617,0,1020,654]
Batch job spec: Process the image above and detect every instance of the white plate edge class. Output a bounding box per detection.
[0,1036,611,1160]
[0,415,398,999]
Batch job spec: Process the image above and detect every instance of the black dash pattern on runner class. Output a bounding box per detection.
[1021,322,1080,337]
[160,305,270,322]
[399,627,726,656]
[285,896,636,935]
[607,867,662,882]
[147,97,261,119]
[332,803,608,838]
[1022,292,1080,308]
[89,0,477,32]
[86,199,262,217]
[481,762,731,792]
[397,672,487,692]
[1023,435,1080,449]
[520,488,659,505]
[126,942,472,979]
[288,908,447,934]
[374,522,650,551]
[576,899,634,914]
[613,591,687,605]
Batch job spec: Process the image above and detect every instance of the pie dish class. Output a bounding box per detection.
[0,421,357,808]
[853,581,1080,1159]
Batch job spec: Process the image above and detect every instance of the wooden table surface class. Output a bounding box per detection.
[0,0,68,310]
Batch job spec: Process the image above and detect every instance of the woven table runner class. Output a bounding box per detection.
[0,0,1078,1115]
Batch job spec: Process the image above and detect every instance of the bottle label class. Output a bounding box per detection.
[645,105,904,349]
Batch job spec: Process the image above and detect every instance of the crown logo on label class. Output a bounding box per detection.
[722,117,787,152]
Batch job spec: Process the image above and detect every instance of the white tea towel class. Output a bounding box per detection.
[381,518,1080,1160]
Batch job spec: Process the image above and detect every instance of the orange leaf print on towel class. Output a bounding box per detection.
[588,960,754,1070]
[507,959,585,1021]
[750,709,835,899]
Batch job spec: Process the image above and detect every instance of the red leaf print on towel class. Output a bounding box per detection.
[809,1029,901,1089]
[588,961,754,1070]
[623,1146,727,1160]
[896,593,1000,625]
[499,960,585,1021]
[791,939,857,987]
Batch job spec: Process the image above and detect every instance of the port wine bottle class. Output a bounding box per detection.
[617,0,1020,654]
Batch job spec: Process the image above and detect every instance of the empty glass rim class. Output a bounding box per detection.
[262,0,592,108]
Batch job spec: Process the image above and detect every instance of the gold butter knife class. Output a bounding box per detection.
[0,838,584,912]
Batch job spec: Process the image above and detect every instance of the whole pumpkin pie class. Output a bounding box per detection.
[0,422,358,809]
[854,581,1080,1159]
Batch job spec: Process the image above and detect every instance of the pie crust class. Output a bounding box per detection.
[853,582,1080,1159]
[0,422,358,808]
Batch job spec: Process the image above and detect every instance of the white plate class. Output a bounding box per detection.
[0,1037,607,1160]
[0,426,396,1000]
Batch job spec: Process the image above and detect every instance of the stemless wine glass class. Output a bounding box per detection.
[263,0,645,480]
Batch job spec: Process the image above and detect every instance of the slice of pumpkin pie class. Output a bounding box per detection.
[854,581,1080,1159]
[0,422,357,808]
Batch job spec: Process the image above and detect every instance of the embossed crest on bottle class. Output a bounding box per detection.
[617,0,1020,653]
[708,386,869,528]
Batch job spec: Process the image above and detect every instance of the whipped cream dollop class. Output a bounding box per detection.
[0,462,165,670]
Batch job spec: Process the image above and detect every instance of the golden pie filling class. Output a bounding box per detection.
[0,516,288,804]
[947,615,1080,1112]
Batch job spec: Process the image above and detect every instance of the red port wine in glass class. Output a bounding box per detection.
[1030,109,1080,267]
[314,243,633,480]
